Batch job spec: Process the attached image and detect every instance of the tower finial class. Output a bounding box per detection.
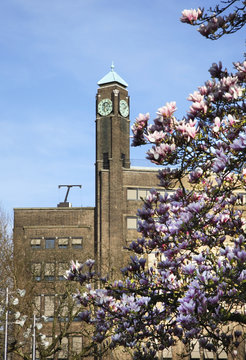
[111,61,115,71]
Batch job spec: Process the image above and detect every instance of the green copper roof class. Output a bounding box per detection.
[97,63,128,87]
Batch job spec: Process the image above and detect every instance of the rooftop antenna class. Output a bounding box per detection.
[57,185,82,207]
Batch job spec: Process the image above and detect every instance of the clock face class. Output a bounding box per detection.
[98,98,113,116]
[119,100,129,117]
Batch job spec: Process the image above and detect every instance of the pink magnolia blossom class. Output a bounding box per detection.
[176,119,198,140]
[220,76,243,100]
[234,60,246,80]
[189,100,208,116]
[145,130,165,143]
[234,61,246,73]
[147,143,176,163]
[198,16,224,38]
[198,85,209,96]
[187,91,204,102]
[220,76,238,88]
[213,117,221,133]
[133,113,150,130]
[180,8,202,23]
[223,85,243,100]
[157,101,177,118]
[227,114,237,126]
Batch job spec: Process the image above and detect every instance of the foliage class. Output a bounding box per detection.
[0,207,14,296]
[0,281,103,360]
[0,210,101,360]
[67,56,246,359]
[67,1,246,359]
[180,0,246,40]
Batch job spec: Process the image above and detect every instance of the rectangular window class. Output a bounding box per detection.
[127,217,138,229]
[44,296,54,318]
[236,192,246,205]
[31,263,41,281]
[127,188,175,201]
[45,238,55,249]
[103,152,109,169]
[138,189,147,200]
[58,295,69,319]
[159,190,166,197]
[58,238,68,249]
[58,337,68,359]
[121,153,126,167]
[34,296,41,315]
[73,316,81,322]
[35,350,40,360]
[166,190,175,197]
[127,188,151,201]
[72,337,82,353]
[45,337,53,359]
[44,263,55,281]
[31,238,41,249]
[127,189,137,200]
[71,238,82,249]
[58,263,67,281]
[162,347,172,359]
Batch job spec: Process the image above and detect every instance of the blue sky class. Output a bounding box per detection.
[0,0,245,214]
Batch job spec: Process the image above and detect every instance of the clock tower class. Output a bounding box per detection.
[95,64,130,277]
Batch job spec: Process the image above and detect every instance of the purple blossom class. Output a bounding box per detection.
[238,270,246,282]
[189,167,203,183]
[182,263,196,275]
[212,148,229,173]
[231,131,246,151]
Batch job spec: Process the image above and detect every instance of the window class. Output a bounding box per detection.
[58,238,68,249]
[127,217,138,229]
[121,153,126,167]
[138,189,149,200]
[44,263,55,281]
[127,188,175,201]
[127,189,137,200]
[44,296,54,319]
[58,263,67,281]
[34,296,41,315]
[163,190,175,197]
[31,238,41,249]
[72,337,82,353]
[44,337,53,358]
[73,316,81,322]
[58,295,69,320]
[126,188,150,200]
[31,263,41,281]
[71,238,82,249]
[45,238,55,249]
[58,337,68,359]
[35,350,40,360]
[236,192,246,205]
[103,152,109,169]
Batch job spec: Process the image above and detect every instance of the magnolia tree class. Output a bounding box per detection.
[66,3,246,360]
[180,0,246,40]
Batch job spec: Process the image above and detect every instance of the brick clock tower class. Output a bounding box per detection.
[95,64,130,277]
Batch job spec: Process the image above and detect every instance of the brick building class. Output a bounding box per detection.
[13,66,163,359]
[13,65,242,360]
